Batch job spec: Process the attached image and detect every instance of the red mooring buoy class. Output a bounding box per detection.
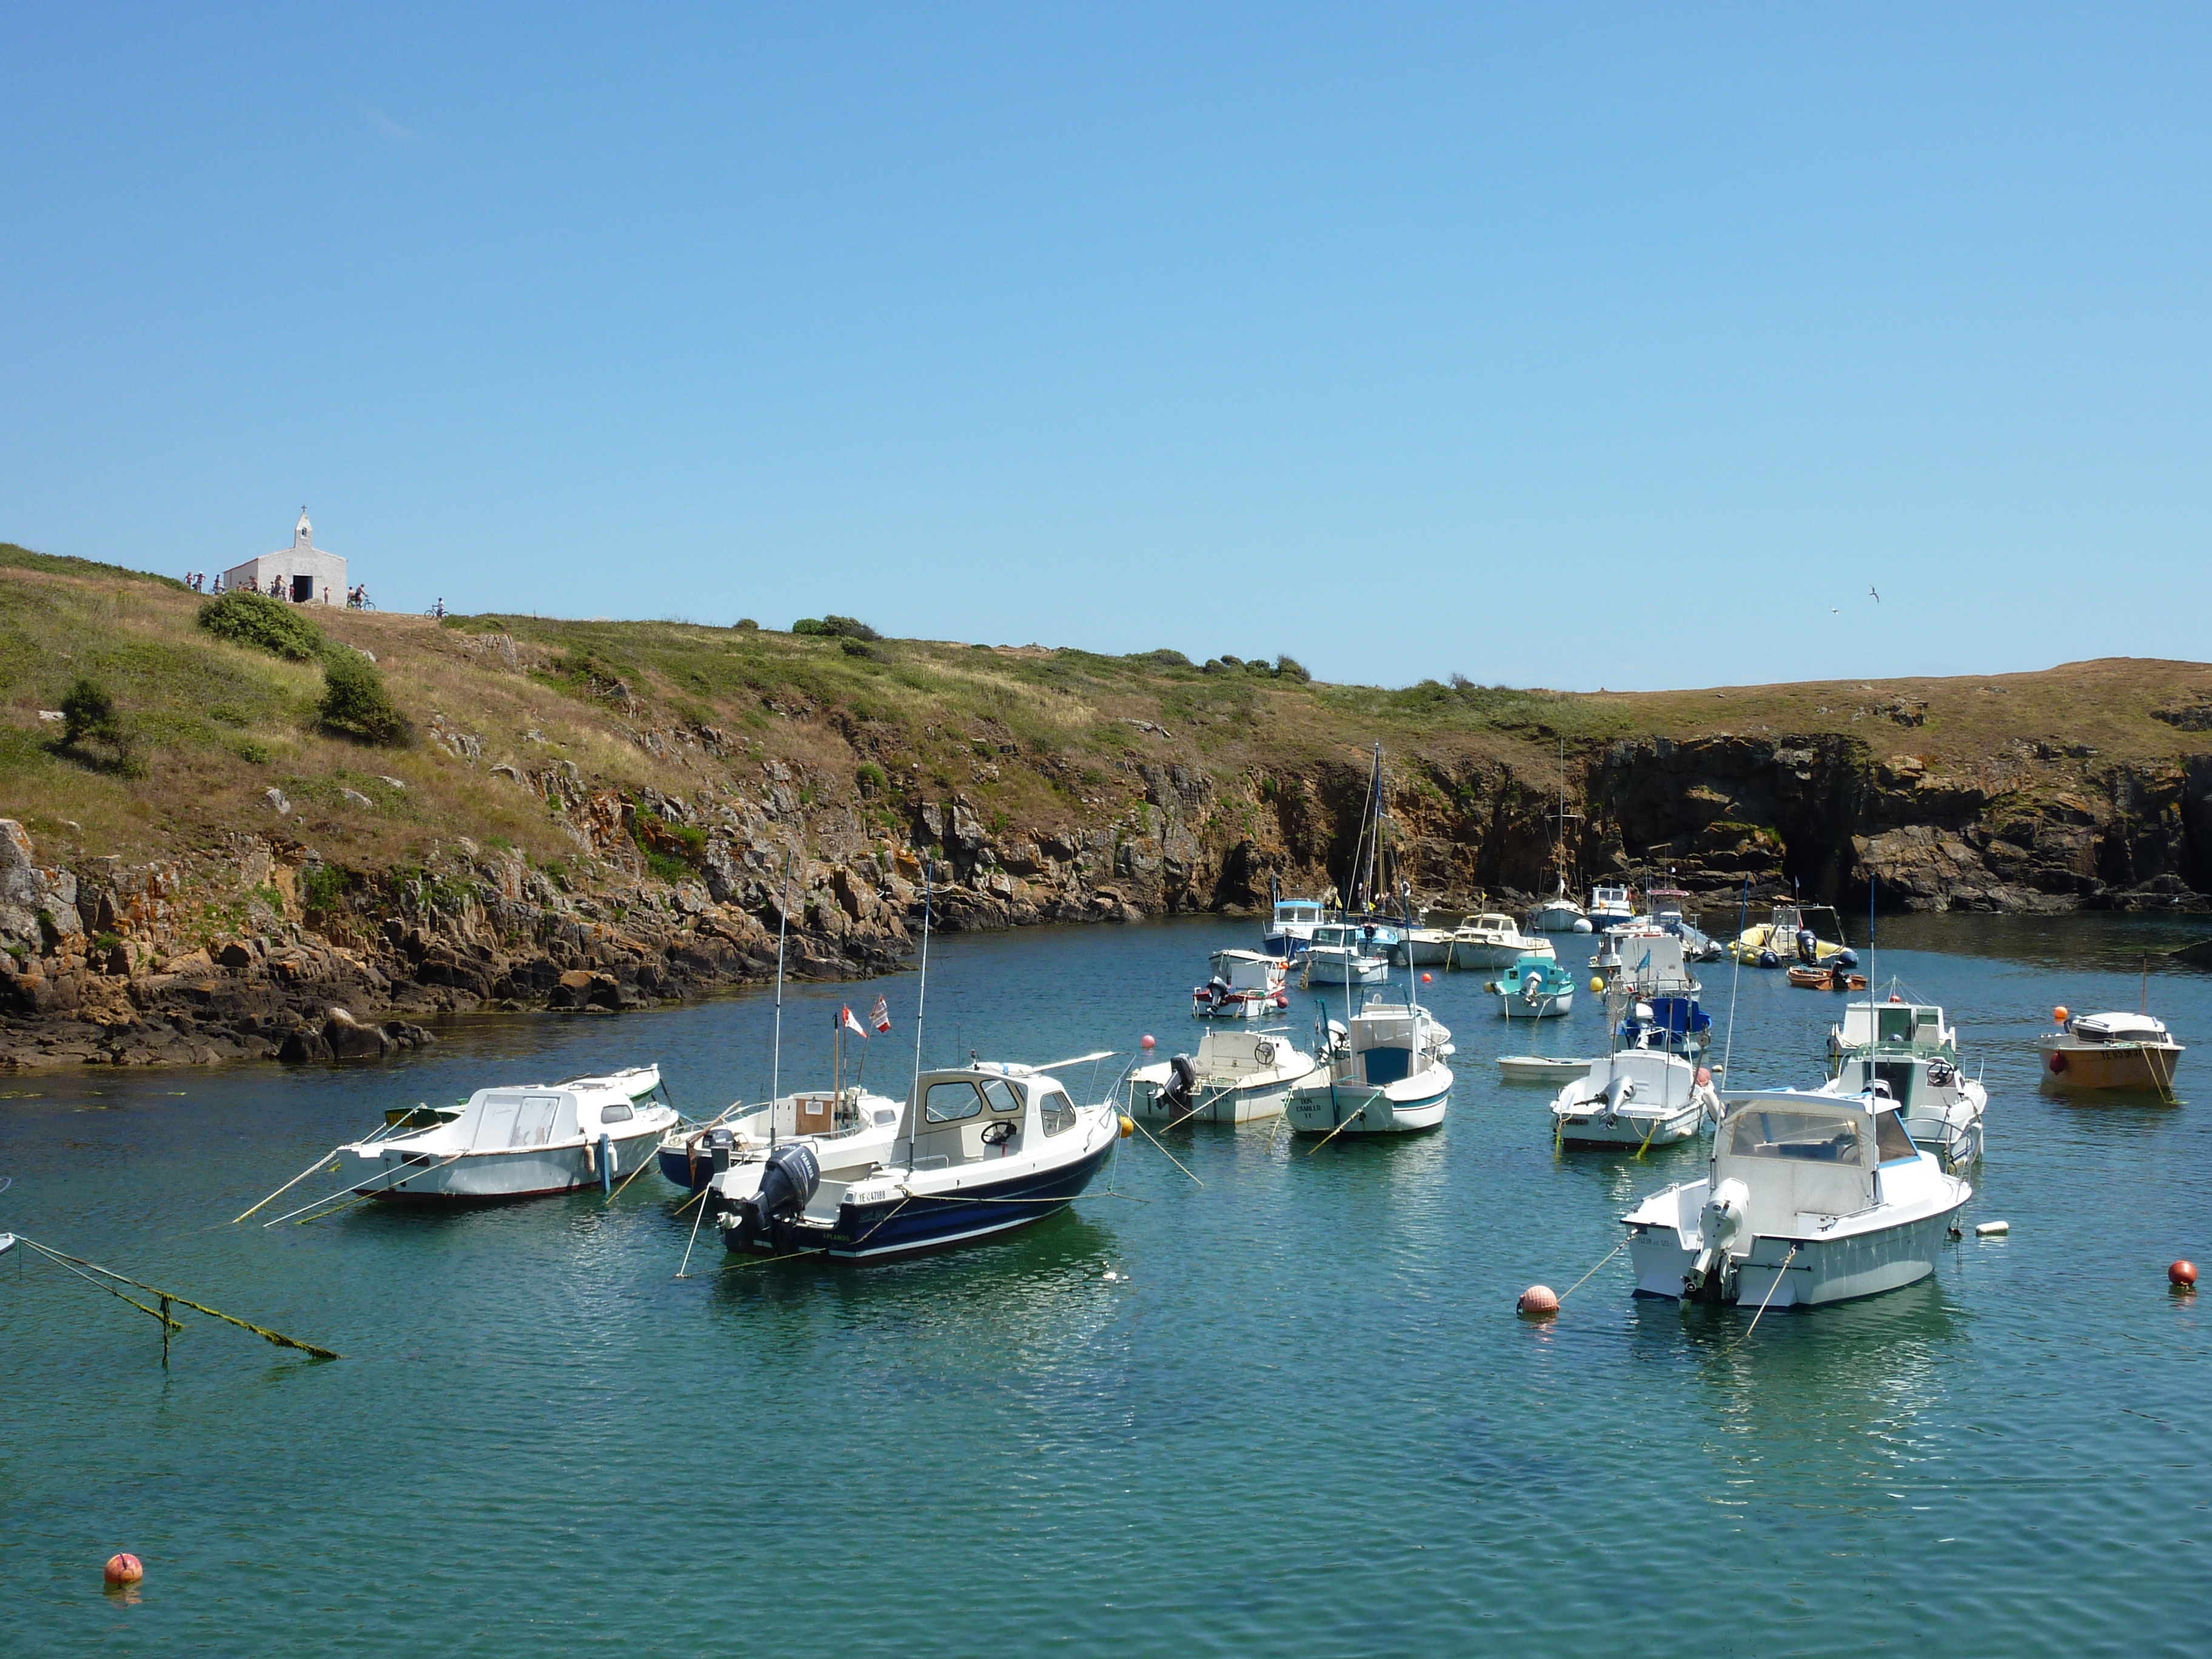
[1141,1034,1155,1051]
[1518,1284,1560,1318]
[2171,1260,2199,1289]
[104,1553,144,1586]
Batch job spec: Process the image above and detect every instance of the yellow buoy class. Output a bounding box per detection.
[1118,1114,1136,1139]
[1590,976,1604,994]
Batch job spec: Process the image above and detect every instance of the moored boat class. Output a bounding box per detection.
[1193,948,1291,1019]
[656,1085,904,1193]
[1821,997,1986,1168]
[1449,913,1554,971]
[1788,962,1868,991]
[338,1066,677,1200]
[1728,902,1857,970]
[1128,1025,1314,1124]
[1528,882,1589,933]
[1549,1047,1716,1150]
[1486,953,1577,1018]
[1587,883,1635,930]
[1285,996,1453,1136]
[1498,1053,1596,1084]
[1262,896,1330,960]
[2036,1011,2185,1093]
[1622,1087,1971,1306]
[1303,923,1390,986]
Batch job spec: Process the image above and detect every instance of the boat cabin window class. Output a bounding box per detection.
[1039,1084,1077,1134]
[924,1082,987,1122]
[1876,1007,1915,1045]
[1728,1109,1865,1165]
[601,1102,634,1124]
[978,1079,1023,1114]
[1874,1109,1917,1164]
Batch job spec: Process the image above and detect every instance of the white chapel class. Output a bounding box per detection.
[221,509,347,605]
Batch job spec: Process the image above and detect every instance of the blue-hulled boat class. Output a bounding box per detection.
[1617,994,1712,1056]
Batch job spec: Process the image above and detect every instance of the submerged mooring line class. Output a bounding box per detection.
[14,1236,340,1361]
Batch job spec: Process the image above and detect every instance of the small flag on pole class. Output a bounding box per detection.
[871,996,891,1034]
[840,1004,868,1039]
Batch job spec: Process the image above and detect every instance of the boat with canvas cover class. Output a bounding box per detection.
[713,1058,1122,1261]
[1285,994,1453,1136]
[1191,948,1290,1019]
[1128,1026,1315,1124]
[337,1067,677,1200]
[2036,1011,2185,1093]
[1621,1087,1970,1306]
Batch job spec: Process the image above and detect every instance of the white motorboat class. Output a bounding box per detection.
[1128,1026,1314,1124]
[1498,1054,1595,1084]
[1392,920,1457,968]
[1285,996,1453,1136]
[1262,896,1329,959]
[656,1085,905,1193]
[1587,883,1635,930]
[1622,1087,1971,1306]
[1303,923,1390,985]
[1449,913,1555,970]
[1822,995,1986,1168]
[1549,1047,1717,1150]
[714,1057,1122,1261]
[338,1066,677,1199]
[1193,948,1290,1019]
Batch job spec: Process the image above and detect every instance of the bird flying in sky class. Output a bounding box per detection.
[1870,585,1881,603]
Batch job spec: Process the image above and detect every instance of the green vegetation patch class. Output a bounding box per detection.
[198,591,326,662]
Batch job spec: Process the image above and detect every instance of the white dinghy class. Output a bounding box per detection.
[337,1067,677,1200]
[1622,1088,1969,1307]
[1128,1027,1315,1124]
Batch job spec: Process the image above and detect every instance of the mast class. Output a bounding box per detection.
[905,859,934,1165]
[769,846,793,1150]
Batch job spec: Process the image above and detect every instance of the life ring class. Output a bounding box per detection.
[1253,1039,1276,1065]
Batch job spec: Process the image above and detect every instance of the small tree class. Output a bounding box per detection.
[56,676,140,774]
[319,653,411,745]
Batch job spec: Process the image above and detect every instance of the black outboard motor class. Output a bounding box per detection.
[1160,1053,1198,1115]
[722,1141,820,1250]
[1795,926,1819,965]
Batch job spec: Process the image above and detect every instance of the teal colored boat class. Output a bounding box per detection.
[1486,954,1577,1018]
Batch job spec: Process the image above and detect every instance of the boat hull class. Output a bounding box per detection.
[355,1125,665,1200]
[1304,957,1389,985]
[809,1135,1118,1261]
[1555,1101,1704,1148]
[1130,1076,1292,1123]
[1529,903,1586,932]
[1450,941,1525,970]
[1284,1071,1451,1134]
[1629,1207,1960,1306]
[1192,993,1288,1019]
[2036,1037,2183,1091]
[1498,1056,1594,1084]
[1494,988,1572,1019]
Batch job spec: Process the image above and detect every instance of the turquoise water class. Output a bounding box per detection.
[3,914,2207,1656]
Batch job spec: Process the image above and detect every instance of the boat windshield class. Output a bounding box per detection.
[1874,1110,1917,1164]
[1728,1110,1865,1164]
[924,1082,986,1122]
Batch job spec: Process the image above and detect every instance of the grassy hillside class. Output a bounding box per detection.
[4,539,2210,877]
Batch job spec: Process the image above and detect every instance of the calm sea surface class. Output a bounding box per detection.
[4,911,2208,1656]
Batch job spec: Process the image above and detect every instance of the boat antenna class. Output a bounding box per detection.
[769,845,793,1151]
[908,857,934,1161]
[1718,876,1748,1086]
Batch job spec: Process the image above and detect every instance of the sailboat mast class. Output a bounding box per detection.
[769,846,793,1150]
[907,859,934,1164]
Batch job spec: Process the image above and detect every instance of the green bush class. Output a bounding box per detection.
[318,652,410,745]
[198,591,324,662]
[791,618,827,635]
[734,618,759,631]
[821,614,880,642]
[300,862,351,914]
[235,737,272,765]
[60,677,122,747]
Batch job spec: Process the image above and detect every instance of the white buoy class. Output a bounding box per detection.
[1975,1220,2009,1237]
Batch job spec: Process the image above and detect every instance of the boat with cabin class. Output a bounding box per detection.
[1285,996,1454,1136]
[1621,1087,1971,1306]
[1303,922,1391,985]
[1262,895,1330,959]
[713,1057,1122,1261]
[655,1085,905,1193]
[1193,948,1290,1019]
[1127,1026,1315,1124]
[1449,913,1555,970]
[338,1067,678,1200]
[1587,883,1635,930]
[1820,996,1986,1168]
[2036,1011,2185,1093]
[1486,954,1577,1019]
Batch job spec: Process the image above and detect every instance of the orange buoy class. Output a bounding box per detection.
[1141,1034,1155,1050]
[1421,972,1433,984]
[2053,1005,2070,1025]
[1695,1067,1712,1086]
[2172,1260,2199,1289]
[104,1553,144,1586]
[1517,1284,1560,1318]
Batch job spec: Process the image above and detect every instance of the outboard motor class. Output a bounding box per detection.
[1597,1075,1637,1122]
[1521,969,1544,1001]
[1795,926,1819,965]
[1687,1176,1750,1302]
[1159,1053,1198,1115]
[719,1141,820,1250]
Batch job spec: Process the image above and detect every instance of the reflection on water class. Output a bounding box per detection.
[2,912,2208,1656]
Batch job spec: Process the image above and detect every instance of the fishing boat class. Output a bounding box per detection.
[1497,1054,1596,1084]
[1821,997,1986,1168]
[1528,879,1588,934]
[1192,948,1290,1019]
[1262,894,1330,959]
[1303,922,1390,985]
[1549,1046,1715,1150]
[1127,1026,1315,1124]
[337,1066,678,1199]
[714,1056,1123,1261]
[1449,913,1554,970]
[1587,883,1635,930]
[1621,1087,1971,1305]
[2036,1011,2185,1092]
[655,1086,905,1193]
[1486,953,1577,1018]
[1728,902,1857,969]
[1285,995,1454,1136]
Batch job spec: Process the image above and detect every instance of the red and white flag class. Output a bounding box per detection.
[871,996,892,1034]
[838,1004,868,1039]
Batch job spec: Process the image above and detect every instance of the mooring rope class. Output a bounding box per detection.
[1555,1236,1631,1304]
[1305,1104,1367,1155]
[1741,1243,1802,1341]
[267,1150,467,1227]
[15,1236,338,1359]
[231,1145,346,1224]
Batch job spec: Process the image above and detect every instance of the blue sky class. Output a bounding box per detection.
[2,5,2206,691]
